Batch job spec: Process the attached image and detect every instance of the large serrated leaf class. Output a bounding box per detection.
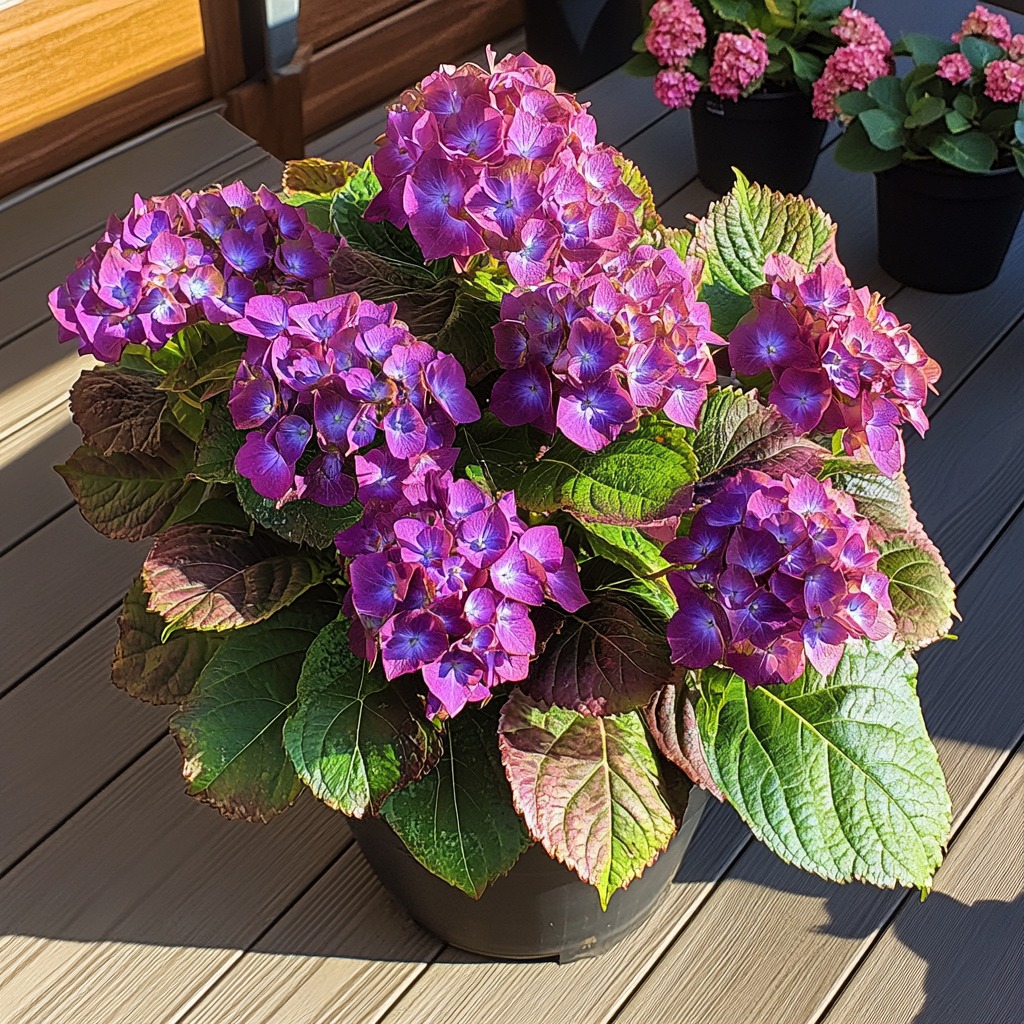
[645,680,724,800]
[142,524,324,632]
[519,597,674,716]
[236,477,362,550]
[499,689,679,909]
[696,640,951,889]
[112,576,223,704]
[820,456,914,536]
[192,401,244,484]
[516,423,698,526]
[693,387,827,484]
[170,593,338,821]
[612,151,660,231]
[878,540,957,651]
[55,428,204,541]
[693,169,837,297]
[382,700,530,898]
[69,367,167,455]
[284,618,442,817]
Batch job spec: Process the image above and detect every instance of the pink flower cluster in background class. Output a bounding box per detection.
[953,3,1012,44]
[937,6,1024,103]
[646,0,705,109]
[228,292,479,506]
[48,183,340,363]
[339,470,586,717]
[365,52,642,285]
[490,245,721,451]
[664,470,896,688]
[709,30,770,102]
[728,254,940,478]
[812,8,893,119]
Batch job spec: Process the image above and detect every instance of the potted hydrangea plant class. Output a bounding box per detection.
[50,51,956,964]
[627,0,894,193]
[834,4,1024,292]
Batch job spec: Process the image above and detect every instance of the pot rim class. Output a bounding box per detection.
[876,157,1023,181]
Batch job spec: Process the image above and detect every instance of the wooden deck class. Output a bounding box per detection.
[2,2,1023,1020]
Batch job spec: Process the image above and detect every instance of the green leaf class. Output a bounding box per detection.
[142,524,324,632]
[55,428,204,541]
[820,456,914,536]
[111,577,223,704]
[236,477,362,550]
[926,131,997,173]
[645,679,724,799]
[693,387,827,482]
[622,51,660,76]
[613,151,660,231]
[693,169,837,297]
[282,156,360,196]
[519,598,675,716]
[578,521,670,579]
[867,77,910,116]
[1015,119,1024,146]
[954,93,979,120]
[944,109,972,134]
[709,0,755,19]
[192,401,243,484]
[878,539,957,651]
[860,108,905,151]
[905,95,947,129]
[699,279,754,337]
[835,119,904,173]
[898,33,956,66]
[284,618,442,816]
[514,422,698,526]
[960,35,1004,71]
[428,287,501,383]
[785,45,823,84]
[382,700,531,898]
[69,367,167,455]
[837,90,878,118]
[170,593,338,821]
[499,689,679,908]
[696,641,951,888]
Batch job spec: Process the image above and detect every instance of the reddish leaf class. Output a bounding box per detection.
[645,681,724,801]
[70,367,166,455]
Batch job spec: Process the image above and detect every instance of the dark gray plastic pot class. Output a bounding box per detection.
[690,89,826,195]
[524,0,643,91]
[875,160,1024,293]
[348,784,708,963]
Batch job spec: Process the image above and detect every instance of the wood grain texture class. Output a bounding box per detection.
[0,507,146,693]
[302,0,525,137]
[824,750,1024,1024]
[0,611,166,872]
[0,739,349,1024]
[299,0,414,52]
[612,509,1024,1024]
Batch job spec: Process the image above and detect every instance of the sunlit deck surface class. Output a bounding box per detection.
[1,3,1022,1021]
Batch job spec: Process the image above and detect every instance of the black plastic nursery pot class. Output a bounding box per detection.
[874,160,1024,294]
[524,0,642,91]
[348,785,709,963]
[690,89,826,196]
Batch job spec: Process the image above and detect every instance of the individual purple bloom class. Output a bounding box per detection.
[394,519,452,567]
[490,542,545,605]
[466,160,542,238]
[350,552,403,621]
[458,506,511,568]
[565,318,620,382]
[403,155,486,261]
[770,368,831,433]
[355,448,409,503]
[729,300,808,375]
[801,617,847,676]
[556,374,635,452]
[425,353,481,424]
[506,218,561,287]
[381,610,450,678]
[422,650,489,718]
[494,598,537,656]
[383,403,428,459]
[270,415,312,465]
[490,359,555,433]
[313,387,358,446]
[219,228,270,275]
[234,432,294,500]
[667,577,727,669]
[298,452,357,507]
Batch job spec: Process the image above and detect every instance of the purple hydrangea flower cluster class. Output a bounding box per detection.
[364,52,643,284]
[228,291,480,506]
[48,182,341,363]
[337,469,587,717]
[490,245,721,450]
[728,253,940,477]
[664,469,895,688]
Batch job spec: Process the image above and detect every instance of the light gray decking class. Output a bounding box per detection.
[1,2,1022,1020]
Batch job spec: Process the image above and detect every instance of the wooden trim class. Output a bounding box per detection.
[0,59,212,200]
[303,0,525,137]
[298,0,414,52]
[224,50,310,162]
[199,0,249,95]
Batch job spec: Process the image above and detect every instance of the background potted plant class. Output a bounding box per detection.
[626,0,894,194]
[834,4,1024,292]
[50,51,956,964]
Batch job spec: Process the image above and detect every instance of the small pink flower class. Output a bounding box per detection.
[645,0,706,68]
[1008,33,1024,62]
[984,59,1024,102]
[812,43,895,120]
[937,52,974,84]
[833,7,890,50]
[654,68,701,109]
[709,30,769,101]
[952,4,1012,44]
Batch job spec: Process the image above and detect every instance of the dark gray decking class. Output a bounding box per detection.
[1,3,1022,1020]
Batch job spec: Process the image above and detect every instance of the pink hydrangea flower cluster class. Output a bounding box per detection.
[654,68,702,109]
[338,469,587,717]
[664,469,896,688]
[937,52,974,84]
[48,183,341,364]
[984,59,1024,102]
[953,4,1012,44]
[812,9,893,119]
[364,52,643,285]
[645,0,706,68]
[490,245,721,451]
[228,291,479,506]
[728,254,940,478]
[709,30,770,102]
